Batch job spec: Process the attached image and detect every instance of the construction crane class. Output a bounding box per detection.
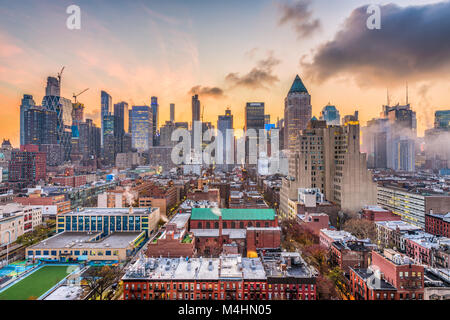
[73,88,89,103]
[57,66,65,85]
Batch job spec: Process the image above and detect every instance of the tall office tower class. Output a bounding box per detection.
[23,106,57,146]
[151,97,159,146]
[280,118,377,217]
[114,101,128,153]
[425,110,450,171]
[320,104,341,125]
[284,75,312,152]
[191,94,201,148]
[79,119,101,161]
[170,103,175,123]
[20,94,36,146]
[383,104,416,172]
[72,103,84,125]
[45,76,60,96]
[192,94,201,123]
[42,75,73,162]
[217,108,234,168]
[434,110,450,129]
[102,114,116,165]
[100,90,112,146]
[245,102,265,164]
[159,121,177,147]
[131,105,153,152]
[362,118,389,169]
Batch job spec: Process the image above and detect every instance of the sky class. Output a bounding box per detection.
[1,0,450,147]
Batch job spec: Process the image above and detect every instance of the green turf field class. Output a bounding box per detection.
[0,266,71,300]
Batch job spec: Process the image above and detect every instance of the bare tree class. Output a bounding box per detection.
[84,266,123,300]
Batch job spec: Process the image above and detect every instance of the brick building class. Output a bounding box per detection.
[189,208,280,257]
[147,213,195,258]
[297,212,329,235]
[349,249,425,300]
[361,205,402,222]
[122,251,317,300]
[426,212,450,238]
[330,240,372,275]
[8,144,46,188]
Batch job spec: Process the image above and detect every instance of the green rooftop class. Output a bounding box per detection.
[191,208,276,221]
[289,74,308,94]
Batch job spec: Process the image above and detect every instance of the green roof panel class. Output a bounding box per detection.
[191,208,276,221]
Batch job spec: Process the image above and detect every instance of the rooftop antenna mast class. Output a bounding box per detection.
[406,82,409,105]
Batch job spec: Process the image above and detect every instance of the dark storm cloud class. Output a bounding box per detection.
[225,53,281,89]
[188,85,224,98]
[277,0,321,38]
[303,2,450,86]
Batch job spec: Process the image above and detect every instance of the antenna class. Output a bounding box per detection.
[406,81,409,105]
[201,105,205,122]
[387,88,390,106]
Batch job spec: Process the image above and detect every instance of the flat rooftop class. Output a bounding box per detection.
[375,220,422,232]
[191,208,276,221]
[29,232,142,250]
[123,255,266,281]
[63,207,156,216]
[169,213,191,229]
[44,285,84,300]
[190,229,246,239]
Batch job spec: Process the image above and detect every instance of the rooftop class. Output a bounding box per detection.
[29,231,142,250]
[123,255,266,281]
[191,208,276,221]
[63,207,157,216]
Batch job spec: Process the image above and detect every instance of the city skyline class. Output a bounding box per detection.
[1,0,450,146]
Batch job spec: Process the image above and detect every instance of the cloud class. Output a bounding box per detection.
[226,52,281,89]
[303,2,450,87]
[277,0,321,38]
[188,85,224,98]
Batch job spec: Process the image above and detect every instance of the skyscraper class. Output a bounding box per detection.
[23,106,57,146]
[100,90,112,146]
[131,105,153,151]
[245,102,265,164]
[384,104,416,172]
[20,94,36,146]
[170,103,175,123]
[102,114,116,165]
[191,95,201,148]
[320,104,340,125]
[284,75,312,151]
[114,101,128,153]
[192,94,200,124]
[42,76,73,162]
[218,108,234,168]
[424,110,450,170]
[151,96,159,146]
[280,118,377,217]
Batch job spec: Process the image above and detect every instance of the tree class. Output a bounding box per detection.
[342,219,377,242]
[84,266,123,300]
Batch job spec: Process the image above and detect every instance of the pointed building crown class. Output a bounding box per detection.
[289,75,308,94]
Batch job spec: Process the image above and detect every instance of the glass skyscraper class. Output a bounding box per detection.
[101,90,112,146]
[20,94,36,146]
[151,97,159,146]
[131,105,153,151]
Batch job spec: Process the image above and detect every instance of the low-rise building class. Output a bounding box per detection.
[349,249,425,300]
